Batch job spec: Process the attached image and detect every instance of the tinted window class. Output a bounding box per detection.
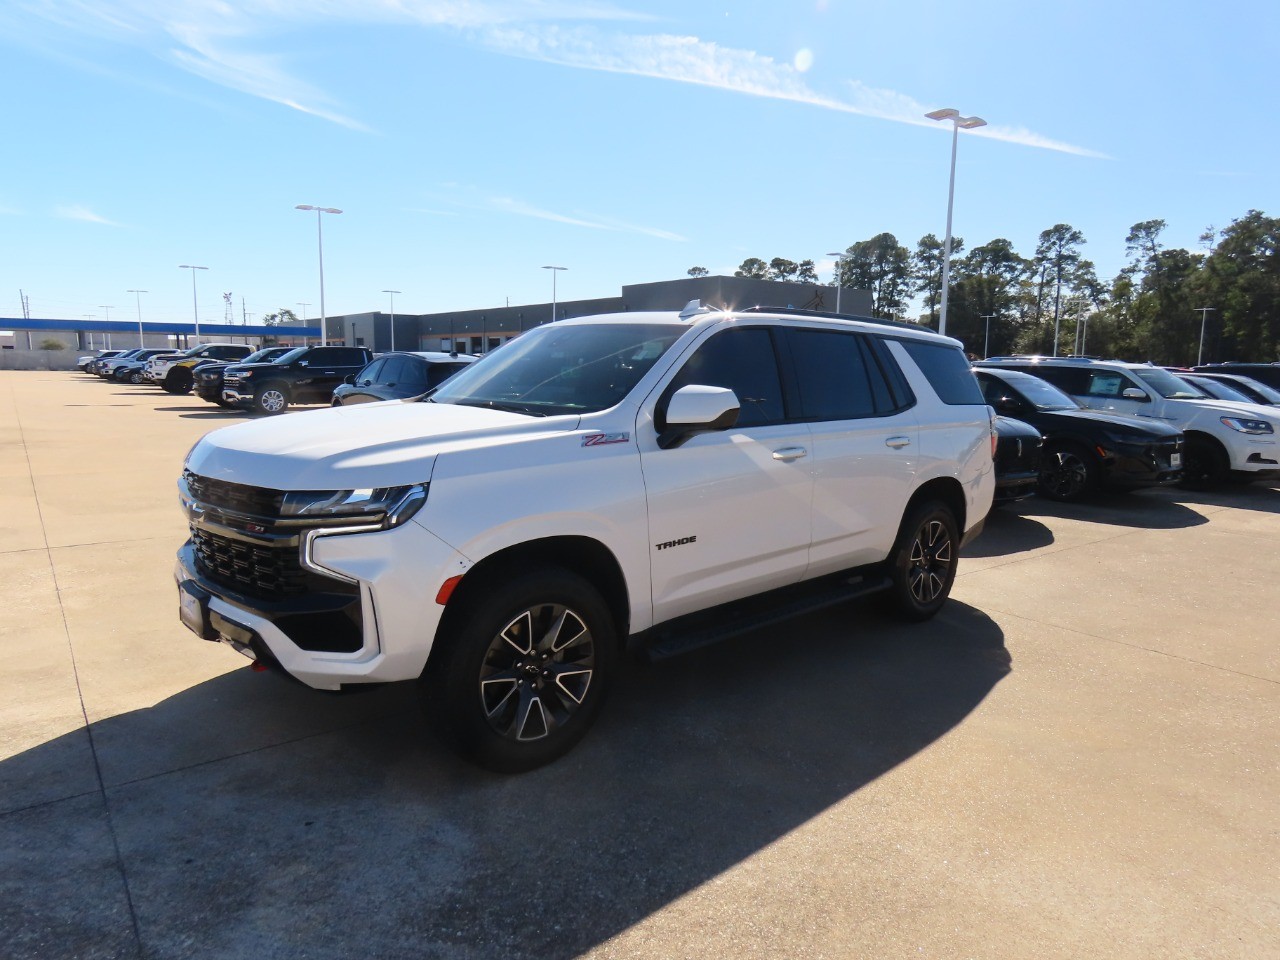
[786,329,876,420]
[378,356,409,384]
[1007,365,1091,395]
[1131,368,1202,399]
[668,327,785,427]
[310,347,367,366]
[900,341,984,405]
[397,358,432,391]
[425,362,465,389]
[358,358,386,383]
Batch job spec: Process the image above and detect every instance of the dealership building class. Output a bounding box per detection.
[325,276,875,355]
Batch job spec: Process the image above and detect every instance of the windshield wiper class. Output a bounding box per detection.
[452,398,550,417]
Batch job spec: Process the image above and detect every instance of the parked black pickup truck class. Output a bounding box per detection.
[194,347,295,407]
[220,346,375,414]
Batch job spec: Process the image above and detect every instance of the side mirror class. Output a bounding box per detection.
[344,373,356,385]
[658,385,740,449]
[297,360,309,368]
[995,395,1023,413]
[1121,387,1148,401]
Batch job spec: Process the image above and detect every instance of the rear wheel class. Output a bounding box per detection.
[1180,436,1229,490]
[423,568,615,772]
[883,500,959,622]
[128,370,144,384]
[254,383,290,415]
[1038,443,1098,502]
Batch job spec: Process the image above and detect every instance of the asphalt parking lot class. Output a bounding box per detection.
[2,370,1278,960]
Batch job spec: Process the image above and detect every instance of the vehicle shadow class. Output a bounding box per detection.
[0,601,1007,959]
[1165,481,1280,515]
[963,507,1055,557]
[1016,488,1209,529]
[150,405,254,420]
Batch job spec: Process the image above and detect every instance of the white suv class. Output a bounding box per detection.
[175,307,995,770]
[977,358,1280,487]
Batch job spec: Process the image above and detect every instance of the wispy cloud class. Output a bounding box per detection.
[55,205,121,226]
[487,195,687,241]
[8,2,1103,156]
[479,27,1108,158]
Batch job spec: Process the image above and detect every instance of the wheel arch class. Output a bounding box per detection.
[435,535,631,657]
[900,476,967,540]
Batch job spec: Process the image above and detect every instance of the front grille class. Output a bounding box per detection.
[191,527,308,598]
[223,373,242,385]
[185,471,283,517]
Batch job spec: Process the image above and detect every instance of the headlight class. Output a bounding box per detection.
[280,484,427,529]
[1220,416,1274,435]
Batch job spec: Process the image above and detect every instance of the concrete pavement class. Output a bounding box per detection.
[2,370,1277,959]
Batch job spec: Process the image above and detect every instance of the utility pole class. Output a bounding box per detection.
[1194,307,1216,366]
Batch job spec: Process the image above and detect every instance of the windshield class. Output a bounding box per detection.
[271,347,307,364]
[427,322,685,416]
[1185,376,1250,403]
[1008,374,1078,410]
[1132,368,1204,399]
[244,348,285,364]
[1233,378,1280,403]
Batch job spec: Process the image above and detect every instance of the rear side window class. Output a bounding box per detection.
[785,329,877,420]
[899,341,984,405]
[426,362,466,388]
[312,347,368,366]
[379,356,409,384]
[668,327,785,427]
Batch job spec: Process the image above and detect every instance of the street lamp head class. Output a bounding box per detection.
[178,264,208,271]
[381,289,401,294]
[296,204,342,214]
[926,108,986,129]
[126,289,148,294]
[542,265,567,271]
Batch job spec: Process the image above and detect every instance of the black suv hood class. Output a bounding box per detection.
[1029,407,1181,437]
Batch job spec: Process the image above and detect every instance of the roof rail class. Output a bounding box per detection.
[740,305,926,333]
[981,354,1101,363]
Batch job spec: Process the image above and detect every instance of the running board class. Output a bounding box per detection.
[640,571,893,661]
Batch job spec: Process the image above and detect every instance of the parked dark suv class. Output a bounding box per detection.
[974,367,1184,501]
[220,346,374,414]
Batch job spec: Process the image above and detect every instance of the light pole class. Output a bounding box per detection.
[542,265,567,325]
[925,107,987,337]
[178,265,208,341]
[98,305,115,348]
[826,252,848,314]
[1195,307,1216,366]
[296,205,342,344]
[382,289,401,351]
[979,314,996,359]
[127,290,147,347]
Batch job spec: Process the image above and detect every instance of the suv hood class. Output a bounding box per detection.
[187,401,581,489]
[1038,407,1183,436]
[1169,396,1279,421]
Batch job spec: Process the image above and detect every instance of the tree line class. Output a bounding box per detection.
[688,209,1280,364]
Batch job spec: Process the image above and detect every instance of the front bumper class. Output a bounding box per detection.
[1099,438,1184,489]
[174,517,468,690]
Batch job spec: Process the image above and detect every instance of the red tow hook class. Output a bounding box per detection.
[250,660,269,673]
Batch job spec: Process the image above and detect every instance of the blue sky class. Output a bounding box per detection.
[1,0,1275,327]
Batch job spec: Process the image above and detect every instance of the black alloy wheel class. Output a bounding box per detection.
[1179,436,1229,490]
[424,568,615,772]
[1038,444,1097,502]
[883,500,959,621]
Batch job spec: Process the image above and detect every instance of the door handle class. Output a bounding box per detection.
[772,446,808,462]
[885,436,911,449]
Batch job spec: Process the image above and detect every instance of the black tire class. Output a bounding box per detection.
[254,383,290,415]
[423,567,616,773]
[1179,436,1229,490]
[214,397,235,409]
[882,500,959,622]
[1037,442,1099,502]
[163,368,193,394]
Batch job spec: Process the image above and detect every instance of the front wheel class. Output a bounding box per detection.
[254,384,290,415]
[1179,436,1229,490]
[163,369,193,394]
[423,568,616,772]
[1038,444,1098,502]
[883,500,959,622]
[128,370,145,384]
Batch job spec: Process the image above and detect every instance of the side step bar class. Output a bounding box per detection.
[640,571,893,661]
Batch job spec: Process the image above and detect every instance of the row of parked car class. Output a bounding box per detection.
[78,343,479,412]
[985,358,1280,503]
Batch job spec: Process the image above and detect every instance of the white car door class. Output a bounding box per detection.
[788,328,920,574]
[639,325,813,624]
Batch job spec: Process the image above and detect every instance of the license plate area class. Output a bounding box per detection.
[1170,451,1182,469]
[178,581,218,641]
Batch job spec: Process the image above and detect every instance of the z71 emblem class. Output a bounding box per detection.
[582,432,630,447]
